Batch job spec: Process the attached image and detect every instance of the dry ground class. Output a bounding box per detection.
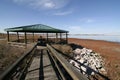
[0,39,35,75]
[1,33,120,80]
[68,38,120,80]
[0,39,25,74]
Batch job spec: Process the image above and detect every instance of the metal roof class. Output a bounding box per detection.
[5,24,68,33]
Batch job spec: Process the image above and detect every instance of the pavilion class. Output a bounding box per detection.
[5,24,69,44]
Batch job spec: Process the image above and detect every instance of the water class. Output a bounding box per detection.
[69,35,120,43]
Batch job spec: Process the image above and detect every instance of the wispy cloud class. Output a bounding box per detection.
[79,18,95,23]
[12,0,69,10]
[86,19,95,23]
[53,10,73,16]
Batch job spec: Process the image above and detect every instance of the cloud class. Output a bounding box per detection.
[86,19,94,23]
[53,10,73,16]
[79,18,95,23]
[12,0,69,10]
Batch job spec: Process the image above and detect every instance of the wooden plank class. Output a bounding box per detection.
[43,50,58,80]
[25,47,58,80]
[47,44,88,80]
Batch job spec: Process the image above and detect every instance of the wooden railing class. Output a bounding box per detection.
[0,43,37,80]
[47,44,88,80]
[0,43,88,80]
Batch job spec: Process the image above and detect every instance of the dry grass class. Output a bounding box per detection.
[69,38,120,80]
[0,40,25,74]
[0,33,38,75]
[52,44,73,55]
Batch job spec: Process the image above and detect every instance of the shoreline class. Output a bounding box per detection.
[68,35,120,43]
[68,38,120,80]
[69,37,120,44]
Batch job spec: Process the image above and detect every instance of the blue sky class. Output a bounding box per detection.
[0,0,120,34]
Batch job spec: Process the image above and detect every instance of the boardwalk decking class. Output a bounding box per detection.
[25,46,58,80]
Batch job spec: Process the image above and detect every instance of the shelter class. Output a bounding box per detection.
[5,24,69,44]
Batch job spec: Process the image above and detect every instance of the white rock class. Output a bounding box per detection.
[78,58,85,63]
[74,62,80,69]
[84,62,88,66]
[74,48,81,54]
[100,68,106,72]
[86,52,91,55]
[74,55,81,60]
[96,63,102,68]
[70,60,80,69]
[87,49,92,53]
[70,47,106,76]
[91,72,95,75]
[81,66,87,72]
[70,60,75,65]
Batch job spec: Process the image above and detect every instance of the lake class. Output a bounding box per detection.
[68,35,120,43]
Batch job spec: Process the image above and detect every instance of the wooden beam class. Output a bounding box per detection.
[56,33,58,43]
[47,44,88,80]
[32,32,34,42]
[66,32,68,44]
[46,33,48,43]
[24,32,27,44]
[17,32,19,42]
[7,31,9,42]
[60,33,62,41]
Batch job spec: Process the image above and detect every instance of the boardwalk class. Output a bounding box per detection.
[0,44,88,80]
[25,46,58,80]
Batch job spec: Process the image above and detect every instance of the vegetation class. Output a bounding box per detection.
[0,39,25,74]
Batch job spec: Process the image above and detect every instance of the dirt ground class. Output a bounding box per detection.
[68,38,120,80]
[0,39,35,75]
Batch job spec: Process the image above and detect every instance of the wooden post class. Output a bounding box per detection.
[66,32,68,44]
[47,33,48,43]
[60,33,62,42]
[7,31,9,42]
[56,33,58,43]
[17,32,19,42]
[32,32,34,43]
[24,32,27,44]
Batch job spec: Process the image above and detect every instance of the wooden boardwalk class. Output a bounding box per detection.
[25,46,58,80]
[0,44,88,80]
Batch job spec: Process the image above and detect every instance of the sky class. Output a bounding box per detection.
[0,0,120,34]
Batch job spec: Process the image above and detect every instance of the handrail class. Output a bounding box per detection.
[0,43,37,80]
[47,44,88,80]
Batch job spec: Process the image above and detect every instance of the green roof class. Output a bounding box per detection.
[5,24,68,33]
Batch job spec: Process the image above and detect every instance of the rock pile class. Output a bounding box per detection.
[69,48,107,77]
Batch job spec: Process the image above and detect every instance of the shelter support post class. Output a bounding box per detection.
[56,33,58,43]
[32,32,34,42]
[66,32,68,44]
[60,33,62,43]
[7,31,9,42]
[17,32,19,42]
[24,32,27,44]
[46,33,48,43]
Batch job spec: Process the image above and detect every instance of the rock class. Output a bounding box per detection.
[74,48,81,55]
[70,60,76,66]
[99,68,107,74]
[74,55,81,60]
[78,58,85,64]
[87,49,92,53]
[81,66,87,73]
[69,47,106,77]
[91,72,95,75]
[70,59,80,69]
